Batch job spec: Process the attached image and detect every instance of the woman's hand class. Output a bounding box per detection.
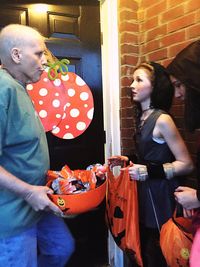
[127,163,148,181]
[174,186,200,209]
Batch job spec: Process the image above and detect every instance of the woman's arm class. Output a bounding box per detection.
[155,113,194,176]
[128,113,193,181]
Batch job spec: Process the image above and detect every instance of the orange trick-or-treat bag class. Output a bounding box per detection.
[106,166,143,267]
[160,211,193,267]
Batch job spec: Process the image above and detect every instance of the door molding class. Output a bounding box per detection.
[100,0,121,161]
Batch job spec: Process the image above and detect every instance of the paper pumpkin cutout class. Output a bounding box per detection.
[27,70,66,132]
[51,72,94,139]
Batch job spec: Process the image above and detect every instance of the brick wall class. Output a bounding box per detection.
[119,0,200,164]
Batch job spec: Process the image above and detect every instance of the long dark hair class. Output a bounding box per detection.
[167,40,200,132]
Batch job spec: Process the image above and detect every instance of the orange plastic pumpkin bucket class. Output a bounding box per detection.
[47,179,107,215]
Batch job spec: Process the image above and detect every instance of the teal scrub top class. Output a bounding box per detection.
[0,69,50,238]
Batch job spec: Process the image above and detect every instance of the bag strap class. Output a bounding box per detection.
[172,204,193,242]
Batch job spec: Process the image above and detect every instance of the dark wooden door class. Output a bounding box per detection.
[45,4,105,171]
[0,2,107,267]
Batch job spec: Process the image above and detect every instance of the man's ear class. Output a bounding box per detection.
[11,47,21,64]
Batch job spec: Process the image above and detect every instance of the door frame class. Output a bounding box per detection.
[100,1,124,267]
[100,0,121,161]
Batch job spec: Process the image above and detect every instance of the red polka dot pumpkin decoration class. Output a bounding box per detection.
[27,71,94,139]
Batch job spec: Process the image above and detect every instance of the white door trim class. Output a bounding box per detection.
[100,0,121,161]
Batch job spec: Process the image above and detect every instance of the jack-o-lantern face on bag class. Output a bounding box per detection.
[106,168,143,267]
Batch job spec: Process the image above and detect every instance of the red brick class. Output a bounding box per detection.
[121,54,138,66]
[119,21,139,33]
[140,0,158,8]
[118,0,138,10]
[160,31,186,47]
[121,118,134,128]
[168,0,185,8]
[120,32,138,44]
[121,107,134,118]
[168,13,196,33]
[187,24,200,39]
[142,39,160,54]
[119,10,137,22]
[121,65,134,77]
[161,5,184,23]
[162,58,173,68]
[146,25,167,42]
[121,139,134,148]
[121,76,132,87]
[121,148,136,157]
[121,128,134,138]
[147,48,168,61]
[168,41,191,57]
[121,44,139,55]
[186,0,200,13]
[141,17,158,32]
[121,87,132,98]
[146,1,167,18]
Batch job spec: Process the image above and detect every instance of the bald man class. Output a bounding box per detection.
[0,24,74,267]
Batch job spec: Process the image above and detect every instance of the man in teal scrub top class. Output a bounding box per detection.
[0,24,74,267]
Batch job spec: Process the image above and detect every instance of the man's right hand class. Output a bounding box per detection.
[23,185,63,216]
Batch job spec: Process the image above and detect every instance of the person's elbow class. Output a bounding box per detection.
[184,158,194,174]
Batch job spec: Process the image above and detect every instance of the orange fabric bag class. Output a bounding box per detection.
[106,166,143,267]
[160,212,193,267]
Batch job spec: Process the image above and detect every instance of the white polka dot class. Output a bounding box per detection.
[76,76,85,86]
[63,133,74,139]
[65,125,70,129]
[52,99,60,108]
[80,92,89,101]
[27,84,33,90]
[52,127,60,134]
[39,100,43,105]
[56,114,62,118]
[70,108,80,117]
[53,79,61,87]
[84,104,88,108]
[43,78,48,82]
[87,108,94,120]
[55,93,59,96]
[68,88,75,97]
[61,74,69,81]
[76,122,86,131]
[39,88,48,96]
[39,110,47,118]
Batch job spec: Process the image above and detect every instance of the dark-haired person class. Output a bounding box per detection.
[0,24,74,267]
[167,40,200,267]
[109,62,193,267]
[167,40,200,210]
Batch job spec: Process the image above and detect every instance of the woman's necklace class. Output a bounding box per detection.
[139,108,154,132]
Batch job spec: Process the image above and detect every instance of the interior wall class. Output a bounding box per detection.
[119,0,200,164]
